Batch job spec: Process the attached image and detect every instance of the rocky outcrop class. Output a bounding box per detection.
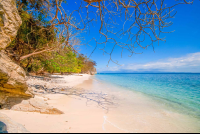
[81,67,97,75]
[11,96,63,114]
[0,0,63,116]
[0,58,33,109]
[82,67,97,75]
[0,0,22,50]
[89,67,97,75]
[0,0,32,108]
[0,51,30,95]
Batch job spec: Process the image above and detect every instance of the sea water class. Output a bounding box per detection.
[94,73,200,132]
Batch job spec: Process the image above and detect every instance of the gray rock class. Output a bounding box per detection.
[0,113,30,133]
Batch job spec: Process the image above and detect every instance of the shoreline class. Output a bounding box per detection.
[0,74,199,133]
[78,77,200,133]
[0,74,120,133]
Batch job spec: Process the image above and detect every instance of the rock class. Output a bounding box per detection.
[90,67,97,75]
[0,113,30,133]
[0,51,33,109]
[0,0,22,50]
[10,96,63,115]
[0,0,63,115]
[0,51,27,93]
[81,67,97,75]
[0,0,32,108]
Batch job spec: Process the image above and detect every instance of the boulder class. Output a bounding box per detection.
[11,96,63,114]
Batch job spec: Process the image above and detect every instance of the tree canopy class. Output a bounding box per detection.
[5,0,194,74]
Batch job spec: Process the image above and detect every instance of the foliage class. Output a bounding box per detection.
[5,0,97,74]
[44,48,82,73]
[6,0,193,73]
[7,9,56,62]
[7,0,70,65]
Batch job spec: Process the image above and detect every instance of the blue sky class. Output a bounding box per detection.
[64,0,200,73]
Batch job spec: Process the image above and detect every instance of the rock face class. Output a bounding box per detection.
[81,67,97,75]
[0,0,62,115]
[0,0,32,108]
[0,0,22,50]
[89,67,97,75]
[86,67,97,75]
[0,50,33,108]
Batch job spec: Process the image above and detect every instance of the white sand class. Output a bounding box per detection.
[26,74,92,88]
[1,74,199,133]
[0,74,122,133]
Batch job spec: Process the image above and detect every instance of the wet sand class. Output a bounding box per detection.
[77,77,200,133]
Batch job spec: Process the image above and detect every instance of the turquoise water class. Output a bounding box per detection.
[95,73,200,119]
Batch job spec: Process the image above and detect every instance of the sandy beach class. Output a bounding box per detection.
[0,74,123,133]
[0,74,199,133]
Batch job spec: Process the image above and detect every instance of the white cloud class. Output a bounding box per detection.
[98,52,200,72]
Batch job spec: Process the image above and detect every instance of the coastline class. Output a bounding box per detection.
[0,74,199,133]
[76,77,200,133]
[0,74,121,133]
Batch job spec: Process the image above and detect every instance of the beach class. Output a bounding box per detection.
[0,0,199,133]
[0,74,121,133]
[0,74,199,133]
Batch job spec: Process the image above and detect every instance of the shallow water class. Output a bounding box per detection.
[95,74,200,118]
[91,73,200,132]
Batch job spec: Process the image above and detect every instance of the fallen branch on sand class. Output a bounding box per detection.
[27,76,118,112]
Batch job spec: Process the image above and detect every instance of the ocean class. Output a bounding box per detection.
[94,73,200,132]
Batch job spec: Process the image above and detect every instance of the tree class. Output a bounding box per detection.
[77,54,97,74]
[7,0,194,66]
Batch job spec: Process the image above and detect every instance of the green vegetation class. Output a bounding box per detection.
[5,0,194,74]
[6,0,96,75]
